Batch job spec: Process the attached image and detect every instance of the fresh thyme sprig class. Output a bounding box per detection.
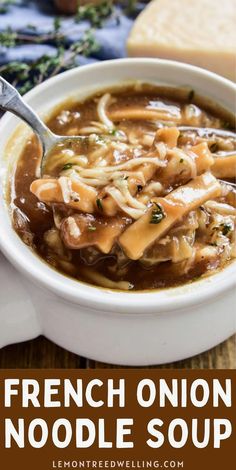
[0,0,140,94]
[0,19,67,49]
[0,27,17,47]
[75,0,140,26]
[75,1,115,28]
[0,30,99,94]
[75,0,140,24]
[0,0,101,94]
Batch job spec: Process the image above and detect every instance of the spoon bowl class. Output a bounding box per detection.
[0,76,86,177]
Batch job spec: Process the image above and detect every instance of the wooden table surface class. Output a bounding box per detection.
[0,334,235,369]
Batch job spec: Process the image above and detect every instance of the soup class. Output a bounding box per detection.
[10,85,236,290]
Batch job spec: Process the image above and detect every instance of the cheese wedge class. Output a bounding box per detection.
[127,0,236,82]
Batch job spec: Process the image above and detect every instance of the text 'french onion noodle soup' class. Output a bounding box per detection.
[10,85,236,290]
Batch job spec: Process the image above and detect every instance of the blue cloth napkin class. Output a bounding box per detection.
[0,0,145,67]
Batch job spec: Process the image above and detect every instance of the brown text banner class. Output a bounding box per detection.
[0,370,235,470]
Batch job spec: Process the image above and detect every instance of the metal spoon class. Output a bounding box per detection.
[0,76,86,176]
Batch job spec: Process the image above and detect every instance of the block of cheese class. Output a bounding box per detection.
[127,0,236,82]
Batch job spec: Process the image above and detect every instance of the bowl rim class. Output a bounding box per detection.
[0,57,236,315]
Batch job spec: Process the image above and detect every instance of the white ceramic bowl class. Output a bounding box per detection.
[0,59,235,365]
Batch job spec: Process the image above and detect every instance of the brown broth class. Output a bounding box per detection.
[10,85,235,290]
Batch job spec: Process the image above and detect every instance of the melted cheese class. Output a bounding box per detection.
[127,0,236,81]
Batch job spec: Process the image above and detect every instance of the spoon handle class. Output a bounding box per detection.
[0,76,54,152]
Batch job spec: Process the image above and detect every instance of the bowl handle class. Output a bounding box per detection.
[0,252,42,348]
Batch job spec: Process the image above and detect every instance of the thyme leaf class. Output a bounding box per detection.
[96,198,103,211]
[0,27,17,47]
[221,223,232,236]
[109,128,118,136]
[150,202,165,224]
[53,16,62,33]
[62,163,74,171]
